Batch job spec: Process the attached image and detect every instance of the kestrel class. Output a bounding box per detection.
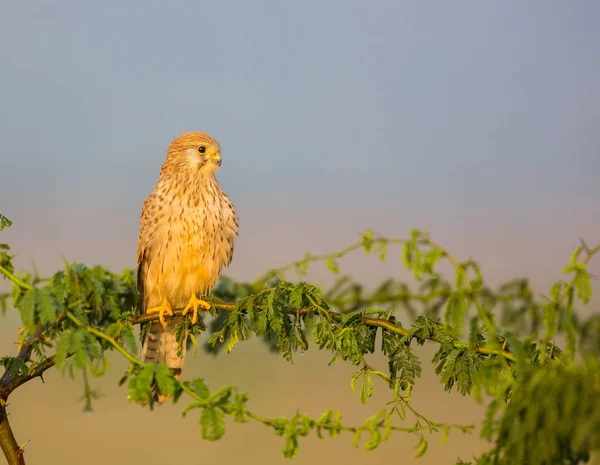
[137,132,238,403]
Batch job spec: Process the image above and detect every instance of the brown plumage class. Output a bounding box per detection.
[136,132,238,403]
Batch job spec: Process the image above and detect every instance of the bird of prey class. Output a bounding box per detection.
[136,132,238,403]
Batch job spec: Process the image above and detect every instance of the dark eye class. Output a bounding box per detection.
[197,146,207,154]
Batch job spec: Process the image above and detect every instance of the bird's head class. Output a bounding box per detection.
[162,132,223,176]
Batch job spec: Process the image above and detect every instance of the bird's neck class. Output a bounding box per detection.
[157,173,222,207]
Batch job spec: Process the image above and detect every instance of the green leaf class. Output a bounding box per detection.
[120,326,137,354]
[10,282,22,310]
[410,228,421,242]
[351,369,373,404]
[383,410,392,440]
[295,327,309,351]
[573,269,592,303]
[231,393,249,423]
[563,288,577,361]
[200,407,226,440]
[422,247,442,274]
[249,307,267,335]
[543,303,558,341]
[225,329,239,353]
[326,258,339,274]
[378,241,388,261]
[295,256,309,274]
[316,409,342,438]
[364,426,381,451]
[128,364,155,403]
[402,239,423,280]
[352,429,361,448]
[441,426,449,445]
[209,386,234,405]
[289,283,305,308]
[71,330,89,370]
[0,356,29,378]
[17,287,59,329]
[0,214,12,231]
[414,436,428,458]
[154,363,178,398]
[570,246,582,264]
[388,346,422,389]
[445,292,468,336]
[19,289,36,328]
[361,371,373,404]
[361,229,374,253]
[350,369,361,393]
[549,282,563,301]
[89,357,109,376]
[36,287,57,325]
[181,401,205,417]
[190,378,211,399]
[55,329,75,371]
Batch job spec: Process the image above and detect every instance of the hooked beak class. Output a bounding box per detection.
[210,151,222,166]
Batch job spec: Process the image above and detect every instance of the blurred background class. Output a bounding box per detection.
[1,1,599,464]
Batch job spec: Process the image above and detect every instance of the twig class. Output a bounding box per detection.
[0,266,33,292]
[65,312,143,367]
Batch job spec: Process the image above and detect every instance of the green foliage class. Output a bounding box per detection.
[1,215,599,464]
[127,363,179,405]
[19,287,59,328]
[180,381,246,441]
[55,328,103,378]
[434,346,480,395]
[0,357,29,378]
[381,329,422,390]
[484,359,600,465]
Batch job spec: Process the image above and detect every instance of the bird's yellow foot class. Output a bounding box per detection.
[146,298,174,328]
[182,293,211,325]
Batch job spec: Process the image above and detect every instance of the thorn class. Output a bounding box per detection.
[40,374,46,386]
[17,439,30,454]
[31,261,40,283]
[579,237,590,253]
[371,229,386,240]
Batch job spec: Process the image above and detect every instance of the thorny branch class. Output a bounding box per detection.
[0,400,25,465]
[4,231,599,401]
[1,229,598,465]
[0,323,57,465]
[133,303,517,361]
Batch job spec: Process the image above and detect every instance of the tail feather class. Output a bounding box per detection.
[142,316,186,404]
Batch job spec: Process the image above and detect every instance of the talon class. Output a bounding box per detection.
[182,292,211,325]
[147,297,174,327]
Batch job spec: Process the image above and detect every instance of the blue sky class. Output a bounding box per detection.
[1,0,599,288]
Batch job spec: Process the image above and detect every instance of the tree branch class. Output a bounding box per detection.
[0,320,60,465]
[130,300,517,362]
[2,356,56,399]
[1,318,61,397]
[1,326,46,386]
[0,401,25,465]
